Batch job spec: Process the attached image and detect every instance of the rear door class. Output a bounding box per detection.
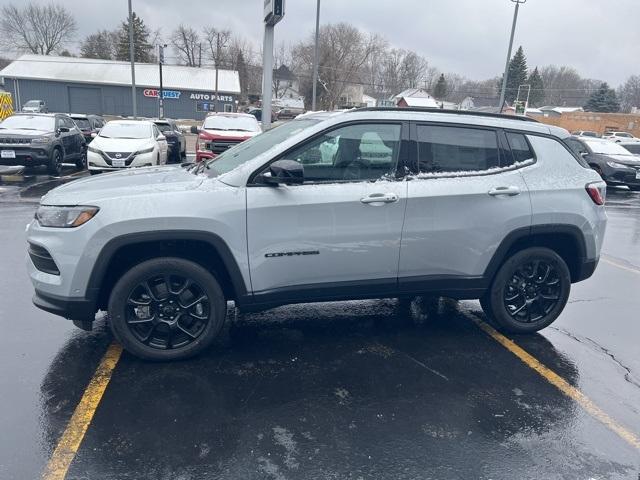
[398,123,532,293]
[246,122,409,298]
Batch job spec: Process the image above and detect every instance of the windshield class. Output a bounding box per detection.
[585,139,633,155]
[616,132,632,137]
[203,119,320,177]
[621,143,640,154]
[99,122,151,139]
[203,115,260,132]
[0,115,54,131]
[72,118,91,129]
[24,100,41,107]
[154,123,173,133]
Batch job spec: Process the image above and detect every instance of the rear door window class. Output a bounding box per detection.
[415,124,501,174]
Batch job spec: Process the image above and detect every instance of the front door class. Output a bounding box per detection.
[399,124,532,292]
[246,122,408,299]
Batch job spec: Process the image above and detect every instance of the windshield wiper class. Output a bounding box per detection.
[233,129,253,132]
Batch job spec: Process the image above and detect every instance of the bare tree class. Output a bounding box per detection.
[293,23,385,109]
[171,25,200,67]
[618,75,640,113]
[203,27,231,66]
[0,2,77,55]
[80,30,118,60]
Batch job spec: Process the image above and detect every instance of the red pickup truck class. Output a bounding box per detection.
[192,113,261,162]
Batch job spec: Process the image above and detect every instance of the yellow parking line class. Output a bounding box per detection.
[42,342,123,480]
[601,256,640,275]
[467,314,640,451]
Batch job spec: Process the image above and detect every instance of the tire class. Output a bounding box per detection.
[481,247,570,334]
[47,148,63,176]
[75,148,87,170]
[108,257,226,361]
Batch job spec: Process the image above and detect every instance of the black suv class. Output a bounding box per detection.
[69,114,105,145]
[151,118,186,163]
[0,113,87,175]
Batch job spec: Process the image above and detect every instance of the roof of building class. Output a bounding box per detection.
[397,96,439,108]
[392,87,433,100]
[538,106,584,114]
[0,54,240,94]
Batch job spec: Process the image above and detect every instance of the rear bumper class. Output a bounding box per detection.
[33,289,96,321]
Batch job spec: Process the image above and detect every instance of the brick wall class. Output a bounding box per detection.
[534,112,640,135]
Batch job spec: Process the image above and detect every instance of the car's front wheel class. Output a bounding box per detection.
[47,148,63,176]
[108,257,226,361]
[481,247,570,333]
[75,148,87,170]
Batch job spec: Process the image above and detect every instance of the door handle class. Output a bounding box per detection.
[488,186,521,197]
[360,193,399,204]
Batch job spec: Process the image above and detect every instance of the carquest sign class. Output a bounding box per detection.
[143,89,181,99]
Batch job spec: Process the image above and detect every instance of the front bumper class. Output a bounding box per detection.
[0,145,52,166]
[33,288,96,321]
[601,164,640,187]
[195,150,216,162]
[88,151,154,171]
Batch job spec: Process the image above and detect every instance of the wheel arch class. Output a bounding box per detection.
[88,230,248,311]
[484,225,589,284]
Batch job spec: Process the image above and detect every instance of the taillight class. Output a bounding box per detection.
[586,182,606,205]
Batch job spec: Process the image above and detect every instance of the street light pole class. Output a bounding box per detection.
[128,0,137,119]
[498,0,526,112]
[311,0,320,111]
[158,44,166,119]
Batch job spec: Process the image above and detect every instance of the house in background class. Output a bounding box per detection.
[392,87,438,108]
[538,106,584,118]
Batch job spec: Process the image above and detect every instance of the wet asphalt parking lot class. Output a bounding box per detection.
[1,167,639,479]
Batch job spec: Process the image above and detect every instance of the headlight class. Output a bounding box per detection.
[134,146,154,155]
[36,206,99,228]
[197,140,208,151]
[31,135,53,144]
[606,161,631,169]
[87,145,101,154]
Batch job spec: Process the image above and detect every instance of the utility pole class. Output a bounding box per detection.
[311,0,320,111]
[498,0,526,112]
[213,32,229,113]
[198,43,202,68]
[262,0,285,130]
[128,0,137,118]
[158,44,166,118]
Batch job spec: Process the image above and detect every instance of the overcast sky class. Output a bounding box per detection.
[2,0,638,86]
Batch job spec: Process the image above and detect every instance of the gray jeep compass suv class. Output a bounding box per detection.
[26,108,607,360]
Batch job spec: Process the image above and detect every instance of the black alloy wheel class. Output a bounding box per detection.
[47,148,63,176]
[108,257,226,360]
[76,147,87,170]
[481,247,570,333]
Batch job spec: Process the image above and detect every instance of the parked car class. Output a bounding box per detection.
[247,107,278,123]
[192,112,261,162]
[21,100,47,113]
[0,113,86,174]
[86,120,168,174]
[572,130,598,138]
[69,114,105,144]
[602,131,639,143]
[152,118,186,163]
[27,108,607,360]
[565,136,640,191]
[619,142,640,155]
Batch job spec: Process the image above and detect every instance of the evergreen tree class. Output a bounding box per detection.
[497,46,528,104]
[584,82,620,112]
[527,67,545,106]
[433,74,448,99]
[115,12,153,63]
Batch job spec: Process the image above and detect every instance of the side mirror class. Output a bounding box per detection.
[258,159,304,186]
[91,130,99,138]
[58,126,70,133]
[580,152,588,158]
[157,134,166,141]
[190,125,199,134]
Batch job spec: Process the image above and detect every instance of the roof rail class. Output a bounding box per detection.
[354,106,539,123]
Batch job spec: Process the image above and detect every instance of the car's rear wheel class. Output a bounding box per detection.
[481,247,570,333]
[108,257,226,361]
[47,148,63,176]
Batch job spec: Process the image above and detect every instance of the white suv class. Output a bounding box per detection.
[26,109,607,360]
[602,131,639,143]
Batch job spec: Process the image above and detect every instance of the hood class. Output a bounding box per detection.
[0,128,52,137]
[41,166,205,205]
[199,129,260,140]
[91,136,154,152]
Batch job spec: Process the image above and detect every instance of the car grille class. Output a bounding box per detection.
[0,137,32,145]
[206,140,242,154]
[28,243,60,275]
[105,152,132,159]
